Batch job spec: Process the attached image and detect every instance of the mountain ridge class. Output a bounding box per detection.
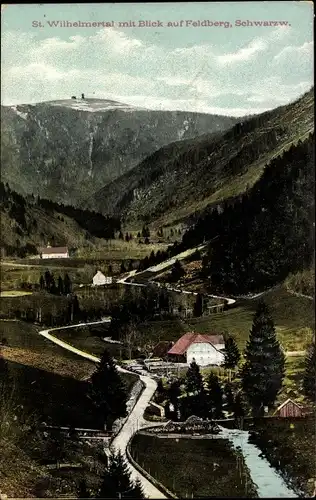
[89,89,314,228]
[1,99,237,207]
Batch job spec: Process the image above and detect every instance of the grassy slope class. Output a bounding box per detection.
[93,90,314,227]
[0,440,50,498]
[131,434,258,497]
[136,287,314,351]
[0,320,136,427]
[0,203,90,250]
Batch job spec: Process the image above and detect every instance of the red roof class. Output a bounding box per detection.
[168,332,224,355]
[41,247,68,254]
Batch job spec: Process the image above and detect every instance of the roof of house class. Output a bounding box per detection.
[94,270,105,277]
[275,398,302,412]
[168,332,224,355]
[41,246,68,254]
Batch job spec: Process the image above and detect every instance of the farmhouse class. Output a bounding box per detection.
[40,245,69,259]
[167,332,225,367]
[92,270,112,286]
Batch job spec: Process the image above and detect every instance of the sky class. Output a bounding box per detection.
[1,2,314,116]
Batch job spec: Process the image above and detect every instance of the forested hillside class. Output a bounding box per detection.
[143,133,314,294]
[0,182,120,257]
[91,89,314,227]
[193,134,315,294]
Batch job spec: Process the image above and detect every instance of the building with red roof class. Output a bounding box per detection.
[167,332,225,366]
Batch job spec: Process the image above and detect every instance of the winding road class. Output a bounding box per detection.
[39,323,167,499]
[10,244,309,498]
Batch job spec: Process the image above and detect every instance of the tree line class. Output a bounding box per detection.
[0,181,122,257]
[188,134,314,294]
[39,270,72,295]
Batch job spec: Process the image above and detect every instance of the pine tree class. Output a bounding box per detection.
[142,226,150,238]
[130,477,145,498]
[303,342,316,403]
[170,259,185,282]
[207,373,223,418]
[241,300,285,416]
[224,382,235,413]
[50,275,57,294]
[39,275,45,290]
[185,360,204,395]
[233,391,246,426]
[57,276,64,295]
[193,294,203,317]
[224,336,240,381]
[64,273,72,295]
[44,270,51,290]
[90,350,128,430]
[156,379,165,404]
[168,380,181,407]
[97,451,135,498]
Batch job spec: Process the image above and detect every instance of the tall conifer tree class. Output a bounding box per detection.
[241,300,285,416]
[90,350,128,430]
[185,360,204,395]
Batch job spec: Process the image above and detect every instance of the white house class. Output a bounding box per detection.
[168,332,225,367]
[92,271,112,286]
[40,245,69,259]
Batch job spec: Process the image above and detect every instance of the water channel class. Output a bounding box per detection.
[218,426,302,498]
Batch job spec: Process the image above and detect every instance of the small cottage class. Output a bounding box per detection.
[274,398,309,418]
[40,245,69,259]
[92,271,112,286]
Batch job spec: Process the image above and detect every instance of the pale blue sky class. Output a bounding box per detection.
[1,2,314,115]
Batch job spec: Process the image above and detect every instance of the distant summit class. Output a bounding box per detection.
[1,99,236,207]
[31,97,145,113]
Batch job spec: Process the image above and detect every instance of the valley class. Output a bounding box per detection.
[1,65,314,500]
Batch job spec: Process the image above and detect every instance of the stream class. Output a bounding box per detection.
[218,426,302,498]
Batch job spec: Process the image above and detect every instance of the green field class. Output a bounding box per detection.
[139,287,314,352]
[54,324,125,359]
[0,290,33,297]
[131,433,258,497]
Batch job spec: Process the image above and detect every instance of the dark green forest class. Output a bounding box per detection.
[143,133,314,294]
[0,181,121,256]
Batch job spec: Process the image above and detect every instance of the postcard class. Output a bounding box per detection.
[0,2,314,499]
